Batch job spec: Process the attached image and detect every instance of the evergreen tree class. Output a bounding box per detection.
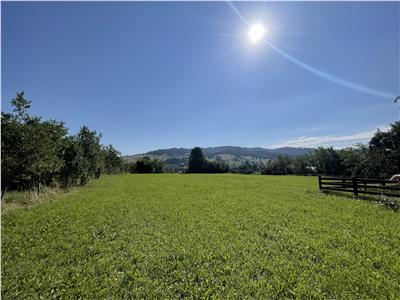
[10,91,31,122]
[188,147,206,173]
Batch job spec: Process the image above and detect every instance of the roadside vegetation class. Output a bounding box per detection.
[2,174,399,299]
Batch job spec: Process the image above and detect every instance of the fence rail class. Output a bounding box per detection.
[318,176,400,198]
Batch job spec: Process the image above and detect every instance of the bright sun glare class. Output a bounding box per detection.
[248,24,266,44]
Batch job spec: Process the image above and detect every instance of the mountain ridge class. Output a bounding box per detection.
[124,146,315,170]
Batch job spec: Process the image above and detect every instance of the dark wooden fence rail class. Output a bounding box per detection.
[318,176,400,198]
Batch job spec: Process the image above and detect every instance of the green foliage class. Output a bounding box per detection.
[126,162,137,174]
[311,147,344,175]
[292,154,313,175]
[77,126,103,184]
[2,174,399,298]
[261,155,294,175]
[367,122,400,178]
[102,144,124,174]
[26,118,68,188]
[1,105,68,193]
[133,156,164,173]
[10,91,31,122]
[1,112,29,193]
[339,144,369,177]
[1,92,123,195]
[59,136,85,187]
[188,147,229,173]
[205,160,229,173]
[259,123,400,178]
[378,194,399,212]
[236,160,259,174]
[188,147,207,173]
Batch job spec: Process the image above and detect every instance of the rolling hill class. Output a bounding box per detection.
[124,146,314,170]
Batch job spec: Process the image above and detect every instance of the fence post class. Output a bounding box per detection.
[352,177,358,197]
[318,176,322,191]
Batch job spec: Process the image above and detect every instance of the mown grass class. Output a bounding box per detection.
[2,174,400,299]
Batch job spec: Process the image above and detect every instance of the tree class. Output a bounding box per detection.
[1,98,68,194]
[26,118,68,190]
[127,162,136,173]
[339,145,369,177]
[274,155,293,175]
[367,122,400,178]
[311,147,344,175]
[238,160,257,174]
[206,160,229,173]
[134,156,164,173]
[59,136,85,187]
[292,155,313,175]
[135,157,153,173]
[1,112,29,194]
[1,91,124,196]
[188,147,207,173]
[76,126,102,184]
[102,144,123,174]
[10,91,31,122]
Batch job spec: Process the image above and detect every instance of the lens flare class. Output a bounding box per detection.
[248,24,266,44]
[226,1,396,99]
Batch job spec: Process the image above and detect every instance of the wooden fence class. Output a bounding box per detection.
[318,176,400,198]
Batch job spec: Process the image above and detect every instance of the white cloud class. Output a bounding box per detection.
[271,125,391,149]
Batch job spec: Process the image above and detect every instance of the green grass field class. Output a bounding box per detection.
[2,174,400,299]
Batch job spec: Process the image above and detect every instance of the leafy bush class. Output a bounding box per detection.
[1,91,123,196]
[131,157,164,173]
[378,194,399,212]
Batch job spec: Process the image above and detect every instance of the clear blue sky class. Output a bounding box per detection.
[2,2,399,154]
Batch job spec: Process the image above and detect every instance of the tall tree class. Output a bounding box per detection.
[188,147,207,173]
[312,147,344,175]
[59,136,85,187]
[102,144,123,174]
[77,126,102,184]
[292,155,312,175]
[10,91,31,122]
[1,112,28,194]
[367,122,400,178]
[1,91,124,196]
[1,111,67,194]
[134,156,164,173]
[27,118,68,191]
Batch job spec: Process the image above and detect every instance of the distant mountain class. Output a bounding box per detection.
[124,146,314,171]
[143,146,313,158]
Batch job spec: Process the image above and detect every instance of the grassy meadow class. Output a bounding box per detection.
[2,174,400,299]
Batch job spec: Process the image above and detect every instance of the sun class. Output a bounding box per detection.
[248,24,266,44]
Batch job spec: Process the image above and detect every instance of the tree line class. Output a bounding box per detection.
[187,147,229,173]
[261,122,399,178]
[2,92,398,191]
[126,156,164,174]
[1,92,124,196]
[185,122,399,178]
